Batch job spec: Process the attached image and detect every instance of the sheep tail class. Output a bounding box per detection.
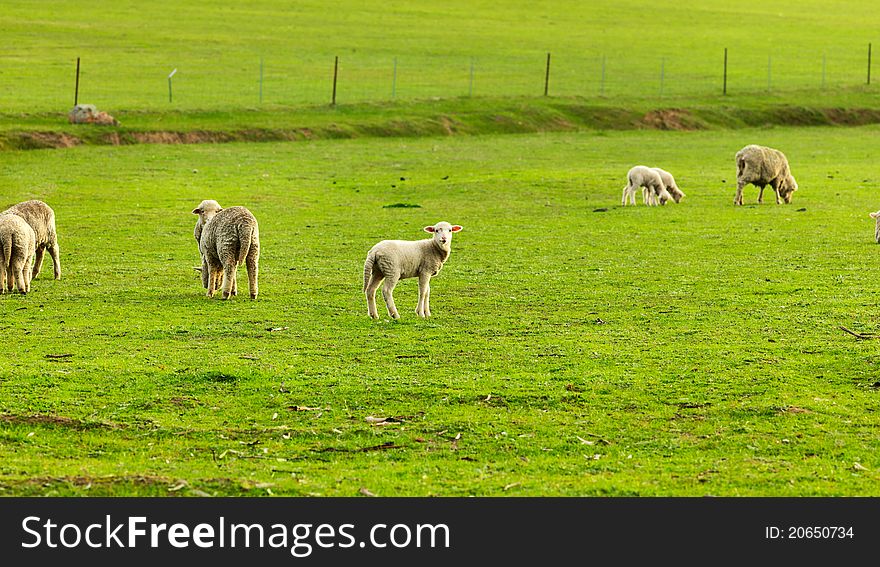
[363,250,376,292]
[1,234,11,269]
[237,223,256,265]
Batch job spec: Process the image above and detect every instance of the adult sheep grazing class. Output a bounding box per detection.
[648,168,685,204]
[0,213,36,294]
[622,165,672,206]
[3,200,60,280]
[192,201,260,300]
[734,144,798,205]
[363,221,463,320]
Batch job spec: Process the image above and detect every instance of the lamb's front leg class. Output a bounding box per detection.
[416,273,431,317]
[424,278,432,317]
[771,181,781,204]
[758,185,765,204]
[734,181,745,205]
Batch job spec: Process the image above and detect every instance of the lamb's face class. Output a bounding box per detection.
[424,221,463,249]
[669,187,685,203]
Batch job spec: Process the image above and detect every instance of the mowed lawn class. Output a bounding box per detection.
[1,125,880,496]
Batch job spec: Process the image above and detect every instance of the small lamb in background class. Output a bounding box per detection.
[192,201,260,300]
[869,211,880,243]
[648,167,685,204]
[622,165,672,206]
[3,200,61,280]
[363,221,463,319]
[0,213,36,294]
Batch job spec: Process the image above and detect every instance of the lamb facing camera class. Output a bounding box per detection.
[363,221,463,319]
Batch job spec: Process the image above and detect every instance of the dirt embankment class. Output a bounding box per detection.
[4,104,880,151]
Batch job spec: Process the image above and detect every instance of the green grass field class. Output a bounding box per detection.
[2,125,880,496]
[2,0,880,498]
[2,0,880,111]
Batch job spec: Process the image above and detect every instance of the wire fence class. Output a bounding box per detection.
[2,45,876,114]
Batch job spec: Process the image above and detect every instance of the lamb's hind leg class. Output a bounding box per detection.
[22,254,33,292]
[365,272,383,319]
[48,240,61,280]
[221,261,237,299]
[31,246,45,280]
[246,244,259,300]
[758,185,765,204]
[381,275,401,320]
[12,258,27,294]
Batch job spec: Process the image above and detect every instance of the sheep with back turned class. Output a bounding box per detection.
[3,200,60,280]
[363,221,463,319]
[192,200,260,300]
[0,213,36,294]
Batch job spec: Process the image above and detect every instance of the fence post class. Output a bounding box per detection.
[259,57,264,104]
[468,57,474,97]
[723,48,727,95]
[74,57,80,106]
[544,52,551,96]
[331,56,338,106]
[600,55,606,96]
[392,57,397,98]
[168,68,177,103]
[868,43,872,85]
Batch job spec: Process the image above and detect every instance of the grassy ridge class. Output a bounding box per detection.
[5,91,880,151]
[1,126,879,495]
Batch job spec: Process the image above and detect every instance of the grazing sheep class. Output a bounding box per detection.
[869,211,880,243]
[646,167,685,204]
[0,213,36,294]
[192,202,260,300]
[622,165,672,206]
[734,144,798,205]
[363,221,463,319]
[3,200,60,280]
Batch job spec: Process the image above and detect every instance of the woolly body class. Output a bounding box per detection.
[735,144,798,205]
[196,205,260,300]
[3,200,60,280]
[622,165,672,206]
[363,222,462,319]
[0,213,36,294]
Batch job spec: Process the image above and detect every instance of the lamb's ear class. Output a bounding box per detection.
[871,212,880,219]
[424,226,436,233]
[451,225,463,232]
[192,208,202,215]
